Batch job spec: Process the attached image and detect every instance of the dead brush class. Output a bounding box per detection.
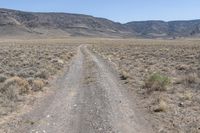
[120,70,130,80]
[144,73,171,92]
[183,72,199,84]
[1,84,20,101]
[35,70,49,79]
[183,91,193,100]
[2,76,30,95]
[32,79,45,91]
[154,99,168,112]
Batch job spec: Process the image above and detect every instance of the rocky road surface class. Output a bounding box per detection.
[5,45,153,133]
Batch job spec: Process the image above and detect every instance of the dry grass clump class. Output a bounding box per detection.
[178,90,193,101]
[0,76,30,110]
[144,73,171,92]
[35,69,49,79]
[2,76,30,95]
[32,79,45,91]
[154,99,168,112]
[175,72,200,86]
[120,70,130,80]
[183,72,199,84]
[183,91,193,100]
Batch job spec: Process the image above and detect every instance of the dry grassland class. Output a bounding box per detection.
[0,37,200,132]
[0,39,78,118]
[91,38,200,133]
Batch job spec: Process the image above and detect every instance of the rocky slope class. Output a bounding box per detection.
[0,8,132,37]
[125,20,200,38]
[0,8,200,38]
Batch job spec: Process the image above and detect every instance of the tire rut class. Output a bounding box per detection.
[84,46,153,133]
[71,47,114,133]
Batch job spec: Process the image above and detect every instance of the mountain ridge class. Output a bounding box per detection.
[0,8,200,38]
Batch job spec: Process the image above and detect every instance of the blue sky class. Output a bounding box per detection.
[1,0,200,23]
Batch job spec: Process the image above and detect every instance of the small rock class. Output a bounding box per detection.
[57,59,64,64]
[178,102,184,107]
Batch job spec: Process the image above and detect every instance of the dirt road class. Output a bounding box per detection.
[8,45,153,133]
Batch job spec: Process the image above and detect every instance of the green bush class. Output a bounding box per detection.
[144,73,171,92]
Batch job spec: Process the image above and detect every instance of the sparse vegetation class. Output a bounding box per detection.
[92,39,200,133]
[183,72,199,84]
[120,70,129,80]
[3,76,30,95]
[0,38,200,132]
[32,79,45,91]
[144,73,171,92]
[0,39,77,119]
[183,91,193,100]
[154,99,168,112]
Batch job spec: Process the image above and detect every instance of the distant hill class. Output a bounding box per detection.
[0,8,133,38]
[0,8,200,38]
[125,20,200,38]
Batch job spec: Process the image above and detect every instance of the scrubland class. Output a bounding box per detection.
[0,39,77,120]
[91,39,200,133]
[1,37,200,133]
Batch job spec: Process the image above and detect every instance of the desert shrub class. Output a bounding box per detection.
[2,76,30,95]
[183,72,199,84]
[120,70,130,80]
[1,84,20,101]
[176,64,189,70]
[67,52,74,60]
[35,70,49,79]
[144,73,171,92]
[26,77,34,85]
[154,99,168,112]
[183,91,193,100]
[32,79,45,91]
[17,69,35,78]
[0,74,7,83]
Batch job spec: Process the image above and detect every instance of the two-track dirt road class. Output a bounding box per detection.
[6,45,153,133]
